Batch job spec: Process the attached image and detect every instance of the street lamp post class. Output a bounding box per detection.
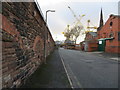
[46,10,55,23]
[44,10,55,64]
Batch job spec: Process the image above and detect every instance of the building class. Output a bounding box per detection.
[83,9,104,52]
[83,8,120,54]
[84,32,98,52]
[97,8,104,31]
[97,14,120,53]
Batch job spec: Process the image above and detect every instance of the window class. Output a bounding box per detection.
[110,21,113,26]
[99,41,102,44]
[109,32,114,38]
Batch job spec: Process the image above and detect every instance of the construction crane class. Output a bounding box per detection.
[68,6,85,27]
[67,6,85,44]
[86,19,98,33]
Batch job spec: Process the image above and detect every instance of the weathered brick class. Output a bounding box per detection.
[2,2,55,88]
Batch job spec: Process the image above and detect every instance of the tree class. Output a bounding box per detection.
[70,24,83,44]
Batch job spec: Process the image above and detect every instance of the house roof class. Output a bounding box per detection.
[110,14,120,18]
[98,37,114,41]
[89,32,97,37]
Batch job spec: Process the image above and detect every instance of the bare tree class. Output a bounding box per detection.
[70,24,83,44]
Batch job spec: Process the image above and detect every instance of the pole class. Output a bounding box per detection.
[44,10,55,64]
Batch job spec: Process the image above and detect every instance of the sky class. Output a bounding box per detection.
[37,0,119,43]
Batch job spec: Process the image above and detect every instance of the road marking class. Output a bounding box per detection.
[58,49,84,90]
[67,64,83,90]
[58,50,74,89]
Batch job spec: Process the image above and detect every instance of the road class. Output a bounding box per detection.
[59,48,118,88]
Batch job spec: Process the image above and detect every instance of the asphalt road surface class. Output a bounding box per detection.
[59,48,118,88]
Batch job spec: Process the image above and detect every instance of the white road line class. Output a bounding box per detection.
[58,50,74,89]
[67,64,83,90]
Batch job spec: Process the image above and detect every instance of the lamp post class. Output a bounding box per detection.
[46,10,55,23]
[44,10,55,64]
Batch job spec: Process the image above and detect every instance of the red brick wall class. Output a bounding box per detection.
[84,41,98,52]
[84,32,98,52]
[1,2,55,88]
[88,42,98,52]
[97,15,120,53]
[85,33,96,41]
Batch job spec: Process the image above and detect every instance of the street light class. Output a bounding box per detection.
[46,10,55,23]
[44,10,55,64]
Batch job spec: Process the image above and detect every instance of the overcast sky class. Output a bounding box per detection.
[37,0,119,43]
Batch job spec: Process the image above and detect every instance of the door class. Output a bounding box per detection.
[98,40,106,51]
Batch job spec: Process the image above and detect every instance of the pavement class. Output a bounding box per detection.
[85,51,119,61]
[59,48,118,88]
[21,49,71,88]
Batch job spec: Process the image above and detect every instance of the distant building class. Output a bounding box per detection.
[83,8,104,52]
[85,32,97,41]
[84,8,120,54]
[97,14,120,53]
[64,39,75,45]
[84,32,98,52]
[55,41,62,45]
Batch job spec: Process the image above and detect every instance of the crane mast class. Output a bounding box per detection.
[63,6,85,46]
[68,6,79,22]
[68,6,85,26]
[86,19,98,33]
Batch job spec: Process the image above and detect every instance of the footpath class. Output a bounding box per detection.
[21,49,70,88]
[85,51,119,61]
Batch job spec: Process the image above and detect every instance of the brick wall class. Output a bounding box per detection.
[1,2,55,88]
[84,41,98,52]
[97,15,120,53]
[84,32,98,52]
[87,41,98,52]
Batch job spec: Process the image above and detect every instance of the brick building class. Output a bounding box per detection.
[97,14,120,53]
[84,32,98,52]
[83,8,120,53]
[1,2,55,88]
